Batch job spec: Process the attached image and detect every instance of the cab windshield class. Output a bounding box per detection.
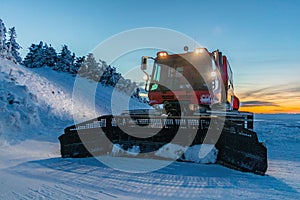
[150,61,208,92]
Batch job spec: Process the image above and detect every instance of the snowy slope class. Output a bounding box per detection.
[0,60,71,144]
[0,58,147,143]
[0,59,300,199]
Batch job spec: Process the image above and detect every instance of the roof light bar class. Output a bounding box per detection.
[157,51,168,57]
[194,48,206,54]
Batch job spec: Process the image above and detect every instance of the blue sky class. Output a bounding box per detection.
[1,0,300,112]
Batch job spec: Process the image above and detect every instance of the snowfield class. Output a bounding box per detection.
[0,59,300,199]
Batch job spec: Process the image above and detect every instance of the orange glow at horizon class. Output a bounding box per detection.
[237,92,300,114]
[239,106,300,114]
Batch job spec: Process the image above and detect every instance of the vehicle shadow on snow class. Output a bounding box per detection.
[6,156,300,199]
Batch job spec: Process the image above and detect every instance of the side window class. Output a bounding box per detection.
[150,64,161,91]
[153,64,161,82]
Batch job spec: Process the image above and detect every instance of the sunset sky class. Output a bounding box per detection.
[1,0,300,113]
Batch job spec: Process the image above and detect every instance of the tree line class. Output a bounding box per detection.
[22,42,142,99]
[0,18,146,102]
[0,19,22,63]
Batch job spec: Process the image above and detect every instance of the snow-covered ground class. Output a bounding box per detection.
[0,59,300,199]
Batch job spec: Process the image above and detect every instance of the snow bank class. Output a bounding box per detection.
[0,75,39,129]
[155,143,218,164]
[112,144,141,156]
[155,143,187,160]
[0,70,56,143]
[0,59,73,144]
[184,144,218,164]
[0,59,80,120]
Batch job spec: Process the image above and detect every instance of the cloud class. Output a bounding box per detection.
[285,86,300,93]
[239,86,282,98]
[238,83,300,100]
[241,100,278,107]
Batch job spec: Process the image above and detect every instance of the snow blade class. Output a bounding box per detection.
[216,120,268,175]
[58,113,267,175]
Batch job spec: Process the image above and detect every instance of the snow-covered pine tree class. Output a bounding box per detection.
[0,19,7,56]
[107,66,121,86]
[23,41,45,68]
[55,45,73,72]
[71,56,85,74]
[43,44,57,67]
[99,65,122,87]
[111,70,122,86]
[83,53,100,80]
[131,87,140,99]
[98,59,108,73]
[23,44,37,67]
[33,41,46,67]
[99,65,111,85]
[115,77,126,90]
[77,57,88,76]
[6,27,22,63]
[69,53,76,73]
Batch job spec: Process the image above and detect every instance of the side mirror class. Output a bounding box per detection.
[141,56,148,70]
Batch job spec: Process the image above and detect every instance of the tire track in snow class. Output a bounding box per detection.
[6,156,300,200]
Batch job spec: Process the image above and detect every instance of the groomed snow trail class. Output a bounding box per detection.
[1,154,299,200]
